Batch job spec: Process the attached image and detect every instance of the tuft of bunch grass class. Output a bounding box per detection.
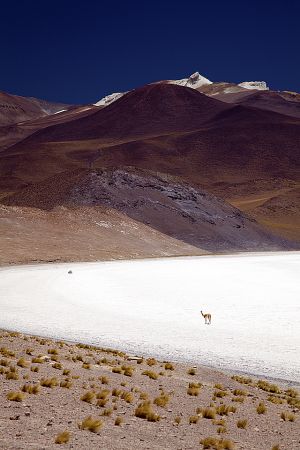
[164,362,174,371]
[52,362,62,370]
[233,389,247,396]
[21,383,40,394]
[189,415,199,424]
[237,419,247,429]
[135,401,160,422]
[7,391,26,402]
[82,363,91,370]
[217,426,227,434]
[121,391,134,403]
[60,379,72,389]
[115,417,123,426]
[63,369,70,376]
[100,376,109,384]
[267,395,283,405]
[281,411,295,422]
[6,370,19,380]
[272,445,280,450]
[31,357,44,364]
[202,407,216,419]
[231,375,252,385]
[17,358,29,368]
[112,367,122,374]
[48,348,58,355]
[216,405,236,416]
[187,368,196,375]
[142,370,159,380]
[78,416,103,433]
[174,416,181,425]
[257,380,280,394]
[123,366,134,377]
[200,437,234,449]
[31,366,39,373]
[55,431,70,444]
[40,377,58,388]
[100,408,113,417]
[154,393,170,407]
[256,402,267,414]
[146,358,157,366]
[214,390,227,399]
[81,391,95,404]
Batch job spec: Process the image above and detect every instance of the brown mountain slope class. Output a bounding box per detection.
[0,83,299,258]
[213,90,300,119]
[1,168,295,264]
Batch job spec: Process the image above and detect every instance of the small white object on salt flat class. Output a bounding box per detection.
[0,253,299,382]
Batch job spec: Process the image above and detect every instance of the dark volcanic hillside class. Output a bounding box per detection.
[0,82,299,264]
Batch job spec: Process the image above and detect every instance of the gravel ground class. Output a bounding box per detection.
[0,331,299,450]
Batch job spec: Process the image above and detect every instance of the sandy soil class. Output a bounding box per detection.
[0,331,299,450]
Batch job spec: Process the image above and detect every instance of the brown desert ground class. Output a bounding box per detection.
[0,330,299,450]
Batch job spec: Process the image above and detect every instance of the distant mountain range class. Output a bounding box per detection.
[0,72,299,264]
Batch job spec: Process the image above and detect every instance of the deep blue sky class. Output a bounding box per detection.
[1,0,299,104]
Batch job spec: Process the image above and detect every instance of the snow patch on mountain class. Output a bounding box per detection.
[167,71,212,89]
[238,81,269,91]
[94,92,125,106]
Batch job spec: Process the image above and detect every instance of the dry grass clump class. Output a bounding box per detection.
[82,363,91,370]
[62,369,70,376]
[97,389,110,399]
[31,366,39,372]
[121,391,134,403]
[52,362,62,370]
[187,368,197,375]
[123,366,134,377]
[7,391,26,402]
[267,395,284,404]
[271,446,280,450]
[281,411,295,422]
[115,416,123,426]
[217,426,227,434]
[97,398,108,407]
[146,358,157,366]
[55,431,70,444]
[154,392,170,407]
[213,390,227,398]
[0,347,15,357]
[231,375,252,385]
[17,358,29,368]
[40,377,58,388]
[257,380,280,394]
[100,408,113,417]
[233,389,247,396]
[187,381,202,396]
[202,407,216,419]
[216,405,236,416]
[135,401,160,422]
[25,348,33,355]
[237,419,247,429]
[112,388,122,397]
[139,392,148,400]
[142,370,159,380]
[0,358,9,367]
[164,362,174,370]
[100,375,109,384]
[6,370,19,380]
[189,415,199,424]
[174,416,181,425]
[285,388,298,398]
[60,379,72,389]
[21,383,40,394]
[214,383,224,390]
[284,389,300,408]
[231,396,244,403]
[81,391,95,403]
[112,367,122,374]
[31,357,44,364]
[78,416,103,433]
[48,348,58,355]
[256,402,267,414]
[200,437,234,449]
